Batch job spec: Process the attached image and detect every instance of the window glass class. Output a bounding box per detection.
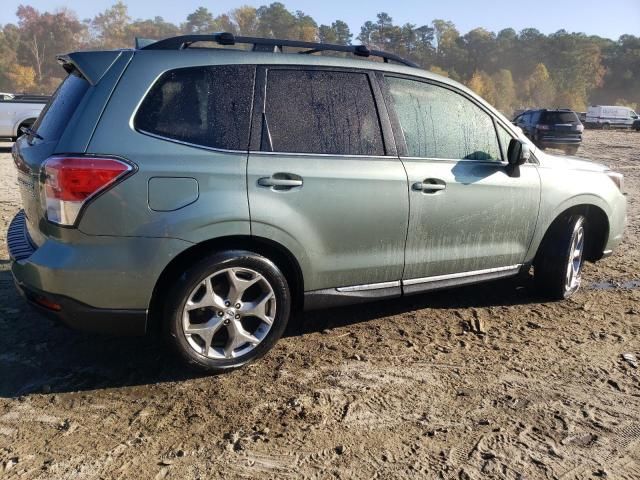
[32,73,89,142]
[497,124,513,161]
[264,69,384,155]
[387,77,500,160]
[135,65,254,150]
[541,111,579,124]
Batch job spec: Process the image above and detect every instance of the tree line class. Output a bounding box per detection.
[0,2,638,116]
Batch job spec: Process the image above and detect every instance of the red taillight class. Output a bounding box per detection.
[43,156,132,226]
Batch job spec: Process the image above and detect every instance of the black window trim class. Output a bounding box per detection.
[132,64,257,155]
[249,64,398,158]
[379,72,536,165]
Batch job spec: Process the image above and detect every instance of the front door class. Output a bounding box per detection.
[382,75,541,286]
[247,67,409,293]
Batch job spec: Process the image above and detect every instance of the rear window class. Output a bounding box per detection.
[32,73,89,141]
[541,111,579,124]
[135,65,255,151]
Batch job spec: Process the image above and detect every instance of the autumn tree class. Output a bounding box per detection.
[524,63,556,108]
[90,1,130,49]
[15,5,86,87]
[492,69,517,115]
[232,6,259,36]
[5,64,36,92]
[467,70,497,105]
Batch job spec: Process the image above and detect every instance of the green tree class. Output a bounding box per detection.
[183,7,216,34]
[318,20,352,45]
[256,2,298,38]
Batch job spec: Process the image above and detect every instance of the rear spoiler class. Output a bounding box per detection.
[57,51,124,86]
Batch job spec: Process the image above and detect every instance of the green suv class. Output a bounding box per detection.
[8,34,627,372]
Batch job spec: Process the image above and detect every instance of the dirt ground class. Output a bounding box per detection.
[0,130,639,479]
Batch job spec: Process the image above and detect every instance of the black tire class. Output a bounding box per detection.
[163,250,291,373]
[602,123,611,130]
[564,145,579,155]
[534,215,586,300]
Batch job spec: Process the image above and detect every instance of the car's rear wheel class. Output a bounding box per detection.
[534,214,586,300]
[164,250,291,373]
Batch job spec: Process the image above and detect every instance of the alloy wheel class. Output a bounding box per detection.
[181,267,276,359]
[565,219,585,295]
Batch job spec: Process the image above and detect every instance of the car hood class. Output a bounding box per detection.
[538,151,610,173]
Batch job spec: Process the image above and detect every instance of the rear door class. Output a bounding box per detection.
[247,67,408,293]
[381,74,540,285]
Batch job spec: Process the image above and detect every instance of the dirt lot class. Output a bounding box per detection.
[0,130,639,479]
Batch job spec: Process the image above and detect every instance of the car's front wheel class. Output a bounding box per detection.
[164,251,291,373]
[534,214,586,300]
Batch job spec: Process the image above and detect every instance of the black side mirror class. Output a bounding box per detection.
[507,138,530,166]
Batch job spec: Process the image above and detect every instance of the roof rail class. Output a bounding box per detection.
[139,32,419,68]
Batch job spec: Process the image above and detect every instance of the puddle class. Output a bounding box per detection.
[588,280,640,290]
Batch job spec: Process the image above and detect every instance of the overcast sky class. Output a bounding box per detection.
[2,0,639,40]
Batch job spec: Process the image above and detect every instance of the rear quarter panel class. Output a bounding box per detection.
[81,50,251,243]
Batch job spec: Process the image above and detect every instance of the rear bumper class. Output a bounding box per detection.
[538,135,582,147]
[7,210,192,335]
[14,281,147,335]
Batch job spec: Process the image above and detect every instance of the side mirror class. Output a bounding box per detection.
[507,138,530,166]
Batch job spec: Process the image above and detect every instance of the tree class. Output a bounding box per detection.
[492,69,517,115]
[91,1,130,49]
[232,6,259,36]
[0,25,20,91]
[256,2,298,38]
[467,70,497,105]
[15,5,87,86]
[183,7,216,34]
[525,63,556,108]
[128,16,180,39]
[318,20,352,45]
[5,64,36,92]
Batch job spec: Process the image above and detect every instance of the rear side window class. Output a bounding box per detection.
[135,65,255,151]
[32,73,89,142]
[541,111,579,124]
[263,69,384,155]
[387,76,500,161]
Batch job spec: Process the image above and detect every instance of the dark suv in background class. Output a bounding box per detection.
[513,109,583,155]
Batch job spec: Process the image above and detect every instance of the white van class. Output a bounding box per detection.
[585,105,639,129]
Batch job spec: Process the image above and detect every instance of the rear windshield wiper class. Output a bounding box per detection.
[20,126,43,140]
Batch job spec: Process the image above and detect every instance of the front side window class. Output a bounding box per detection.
[386,76,501,161]
[263,69,385,155]
[135,64,255,151]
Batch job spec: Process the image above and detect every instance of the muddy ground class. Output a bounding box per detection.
[0,130,639,479]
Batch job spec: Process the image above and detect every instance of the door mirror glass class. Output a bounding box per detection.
[507,139,530,166]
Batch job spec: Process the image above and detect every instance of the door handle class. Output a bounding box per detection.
[412,180,446,193]
[258,174,303,189]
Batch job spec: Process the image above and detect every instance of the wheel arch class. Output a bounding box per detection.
[534,204,609,265]
[148,235,305,332]
[13,116,38,136]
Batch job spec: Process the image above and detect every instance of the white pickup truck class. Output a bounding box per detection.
[0,92,49,141]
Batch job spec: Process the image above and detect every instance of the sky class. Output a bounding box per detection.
[1,0,639,40]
